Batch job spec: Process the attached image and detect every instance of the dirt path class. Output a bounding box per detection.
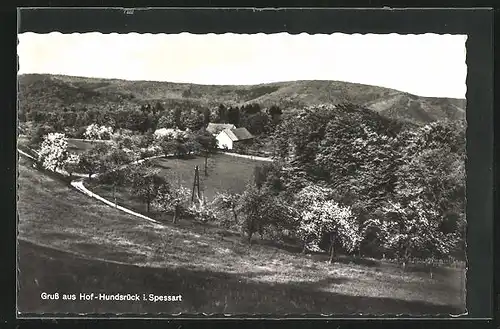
[18,145,271,229]
[70,178,162,226]
[220,151,273,162]
[18,147,165,227]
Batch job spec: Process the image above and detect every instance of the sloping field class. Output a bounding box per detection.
[17,156,466,315]
[17,156,164,260]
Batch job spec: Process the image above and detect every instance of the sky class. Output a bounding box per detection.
[18,32,467,99]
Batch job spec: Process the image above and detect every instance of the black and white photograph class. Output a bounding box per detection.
[17,28,467,316]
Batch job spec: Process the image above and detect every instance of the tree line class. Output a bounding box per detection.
[246,103,466,265]
[19,101,283,140]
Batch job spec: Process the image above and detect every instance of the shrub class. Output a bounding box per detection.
[189,197,218,224]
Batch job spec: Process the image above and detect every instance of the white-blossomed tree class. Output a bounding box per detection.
[188,197,218,226]
[38,132,69,172]
[294,184,360,263]
[84,123,114,140]
[380,200,459,270]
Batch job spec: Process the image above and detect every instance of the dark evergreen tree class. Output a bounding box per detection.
[216,104,228,123]
[202,107,211,126]
[227,106,241,126]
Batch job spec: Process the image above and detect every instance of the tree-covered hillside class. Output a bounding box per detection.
[18,74,466,125]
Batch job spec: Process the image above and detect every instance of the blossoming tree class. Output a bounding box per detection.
[295,184,360,263]
[84,124,113,140]
[380,199,459,269]
[38,133,69,172]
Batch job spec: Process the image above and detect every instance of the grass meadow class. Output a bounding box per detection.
[87,153,263,217]
[150,154,263,201]
[17,155,466,315]
[66,138,108,154]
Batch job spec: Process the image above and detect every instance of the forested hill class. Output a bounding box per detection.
[18,74,466,125]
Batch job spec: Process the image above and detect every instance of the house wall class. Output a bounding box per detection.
[216,132,233,150]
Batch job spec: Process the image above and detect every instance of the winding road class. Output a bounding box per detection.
[18,145,273,227]
[18,147,164,226]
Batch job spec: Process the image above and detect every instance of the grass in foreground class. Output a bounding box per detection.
[17,156,466,315]
[18,239,465,316]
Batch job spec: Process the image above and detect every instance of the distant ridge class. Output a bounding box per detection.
[18,74,466,125]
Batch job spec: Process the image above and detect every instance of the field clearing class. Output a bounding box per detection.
[88,154,264,214]
[66,138,109,154]
[151,154,263,201]
[17,155,466,315]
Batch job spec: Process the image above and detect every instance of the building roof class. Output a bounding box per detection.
[222,127,254,142]
[206,123,236,135]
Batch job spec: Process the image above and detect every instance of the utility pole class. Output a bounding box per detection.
[113,184,117,208]
[191,165,201,202]
[204,150,209,176]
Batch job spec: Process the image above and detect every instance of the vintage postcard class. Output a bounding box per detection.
[17,10,468,318]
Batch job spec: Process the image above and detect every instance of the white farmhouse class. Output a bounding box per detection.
[206,123,236,136]
[216,127,254,150]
